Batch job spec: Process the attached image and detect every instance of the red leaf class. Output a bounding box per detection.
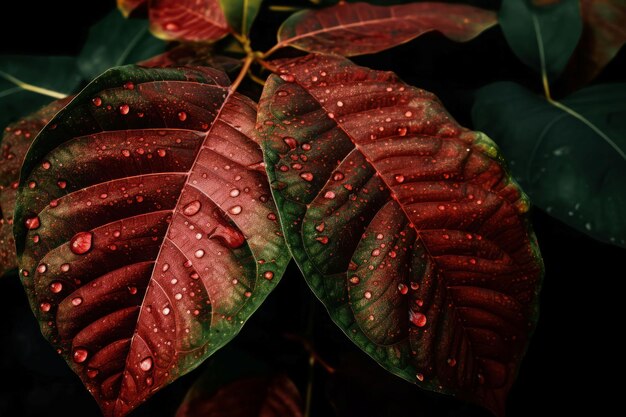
[117,0,147,17]
[14,66,288,417]
[149,0,229,42]
[0,100,67,277]
[176,375,303,417]
[258,54,543,416]
[139,44,242,73]
[564,0,626,87]
[275,2,497,56]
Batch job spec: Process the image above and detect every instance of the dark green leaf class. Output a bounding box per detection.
[473,81,626,247]
[0,56,80,129]
[219,0,263,36]
[78,10,166,81]
[499,0,582,80]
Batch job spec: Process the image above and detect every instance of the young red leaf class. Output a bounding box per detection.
[274,2,497,56]
[258,54,543,416]
[0,99,67,277]
[149,0,229,42]
[176,375,303,417]
[117,0,147,17]
[565,0,626,87]
[14,66,289,417]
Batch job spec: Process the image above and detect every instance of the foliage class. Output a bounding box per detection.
[0,0,624,416]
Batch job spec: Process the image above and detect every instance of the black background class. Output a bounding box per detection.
[1,1,625,416]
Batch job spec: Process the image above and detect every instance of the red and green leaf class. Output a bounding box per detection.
[1,100,67,277]
[14,65,289,417]
[258,54,543,416]
[177,374,303,417]
[274,2,497,56]
[139,44,242,74]
[149,0,229,42]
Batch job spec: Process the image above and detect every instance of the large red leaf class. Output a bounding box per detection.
[14,66,289,417]
[274,2,497,56]
[258,54,543,416]
[149,0,229,42]
[139,44,242,74]
[565,0,626,87]
[176,375,303,417]
[0,100,67,277]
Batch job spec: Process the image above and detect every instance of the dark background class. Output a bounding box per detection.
[1,1,625,416]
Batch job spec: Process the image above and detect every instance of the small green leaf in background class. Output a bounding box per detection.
[78,10,166,80]
[0,56,80,130]
[499,0,582,81]
[473,82,626,248]
[219,0,263,37]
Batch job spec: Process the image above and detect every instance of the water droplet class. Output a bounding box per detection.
[410,311,427,327]
[124,81,134,90]
[302,143,311,151]
[300,172,314,181]
[277,90,289,97]
[92,97,102,107]
[70,231,93,255]
[337,101,344,107]
[283,137,297,149]
[349,276,360,285]
[61,263,70,272]
[25,216,40,230]
[87,368,99,378]
[178,111,187,121]
[174,293,182,300]
[416,373,424,381]
[267,212,277,221]
[140,357,153,371]
[72,297,83,306]
[230,189,240,197]
[371,249,380,257]
[162,306,171,315]
[280,74,295,82]
[398,127,408,136]
[184,260,193,268]
[389,251,397,258]
[398,283,408,295]
[364,291,372,299]
[122,149,131,157]
[73,348,88,363]
[229,205,242,215]
[437,205,445,211]
[264,271,274,280]
[157,148,167,157]
[316,236,329,244]
[39,302,51,312]
[405,111,413,118]
[42,161,51,170]
[190,272,199,280]
[394,175,405,184]
[50,282,63,293]
[128,286,138,295]
[315,222,325,232]
[447,358,457,367]
[183,200,201,216]
[410,282,419,290]
[37,264,47,273]
[194,249,205,258]
[119,104,130,115]
[324,191,336,199]
[328,112,335,119]
[28,181,37,189]
[57,180,67,189]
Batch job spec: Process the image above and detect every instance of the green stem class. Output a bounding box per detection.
[0,70,67,99]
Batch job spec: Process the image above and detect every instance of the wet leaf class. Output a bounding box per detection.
[177,374,303,417]
[473,81,626,248]
[139,44,242,74]
[564,0,626,88]
[258,54,543,416]
[78,10,166,81]
[275,1,497,56]
[0,100,67,277]
[219,0,263,37]
[117,0,147,17]
[149,0,229,42]
[499,0,582,80]
[14,65,289,417]
[0,56,80,130]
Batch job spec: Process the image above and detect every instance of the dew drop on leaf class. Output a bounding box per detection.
[50,282,63,293]
[70,231,93,255]
[119,104,130,115]
[183,200,201,216]
[140,357,153,372]
[73,348,88,363]
[25,216,40,230]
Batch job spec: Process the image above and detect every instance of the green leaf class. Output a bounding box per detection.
[219,0,263,37]
[78,10,166,81]
[473,82,626,247]
[499,0,582,80]
[0,56,80,129]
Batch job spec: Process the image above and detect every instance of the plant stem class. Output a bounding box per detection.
[262,43,284,59]
[0,70,68,99]
[230,54,255,93]
[304,354,315,417]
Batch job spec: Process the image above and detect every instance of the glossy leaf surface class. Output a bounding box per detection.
[473,81,626,248]
[219,0,263,36]
[118,0,147,17]
[14,66,289,416]
[499,0,582,80]
[0,56,80,130]
[1,100,66,276]
[276,2,497,56]
[565,0,626,87]
[258,54,543,416]
[177,375,302,417]
[78,10,166,81]
[149,0,229,42]
[139,44,242,74]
